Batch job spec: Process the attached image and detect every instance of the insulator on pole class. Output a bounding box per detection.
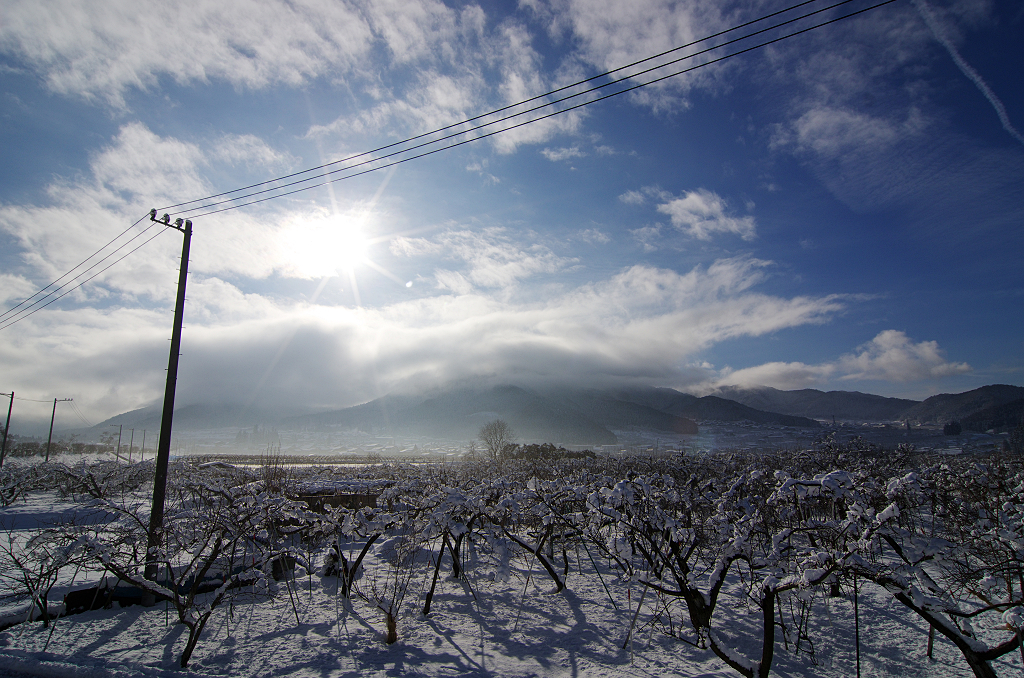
[162,213,171,224]
[149,208,157,220]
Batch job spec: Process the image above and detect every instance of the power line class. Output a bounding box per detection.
[0,213,151,323]
[174,0,855,217]
[156,0,845,214]
[69,400,94,428]
[177,0,897,219]
[0,224,169,332]
[165,0,878,218]
[0,0,898,329]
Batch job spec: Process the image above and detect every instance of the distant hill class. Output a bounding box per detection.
[901,385,1024,425]
[961,398,1024,433]
[85,383,1024,443]
[606,386,820,428]
[715,386,917,421]
[286,385,621,445]
[541,388,698,434]
[91,403,297,432]
[291,384,824,439]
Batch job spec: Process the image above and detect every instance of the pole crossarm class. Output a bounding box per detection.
[151,209,190,233]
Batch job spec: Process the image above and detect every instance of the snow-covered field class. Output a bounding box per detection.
[0,448,1021,677]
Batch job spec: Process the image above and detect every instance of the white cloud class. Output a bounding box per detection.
[395,227,576,291]
[571,228,611,245]
[0,128,202,307]
[1,0,594,159]
[0,274,37,306]
[773,107,927,159]
[715,361,837,390]
[487,21,586,153]
[0,249,845,423]
[709,330,970,391]
[619,190,647,205]
[210,134,295,169]
[838,330,971,382]
[541,146,586,161]
[535,0,733,110]
[89,123,209,203]
[656,188,756,241]
[390,236,443,258]
[630,225,661,252]
[465,159,501,185]
[619,185,670,205]
[433,269,474,295]
[0,0,379,106]
[300,11,582,154]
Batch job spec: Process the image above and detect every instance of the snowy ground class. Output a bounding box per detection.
[0,562,1010,677]
[1,451,1021,678]
[0,496,1017,677]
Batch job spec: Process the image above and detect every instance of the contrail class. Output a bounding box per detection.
[913,0,1024,146]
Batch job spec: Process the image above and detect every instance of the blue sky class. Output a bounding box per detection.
[0,0,1022,427]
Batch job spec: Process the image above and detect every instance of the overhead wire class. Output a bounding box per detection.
[0,0,898,330]
[171,0,867,219]
[0,215,155,327]
[0,394,92,427]
[156,0,845,213]
[176,0,897,219]
[0,224,169,332]
[69,400,94,428]
[0,213,152,324]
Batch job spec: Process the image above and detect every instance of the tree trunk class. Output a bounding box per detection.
[961,650,999,678]
[423,535,448,615]
[447,532,464,579]
[180,615,211,668]
[385,610,397,644]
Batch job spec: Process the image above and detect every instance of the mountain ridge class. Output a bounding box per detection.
[84,383,1024,443]
[899,385,1024,425]
[714,386,917,421]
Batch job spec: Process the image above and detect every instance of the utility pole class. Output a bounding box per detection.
[109,424,123,461]
[127,428,135,463]
[140,429,146,462]
[0,392,11,468]
[144,211,192,599]
[45,398,72,462]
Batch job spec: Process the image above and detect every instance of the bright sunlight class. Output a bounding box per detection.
[284,212,371,279]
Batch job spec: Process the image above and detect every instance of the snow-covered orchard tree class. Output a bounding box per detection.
[0,523,84,628]
[583,465,872,678]
[52,459,153,501]
[77,461,310,667]
[843,460,1024,678]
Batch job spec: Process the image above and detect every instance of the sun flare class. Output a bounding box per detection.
[286,214,371,278]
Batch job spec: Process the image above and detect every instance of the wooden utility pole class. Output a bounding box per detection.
[109,424,122,460]
[144,211,192,599]
[0,391,12,468]
[45,398,72,462]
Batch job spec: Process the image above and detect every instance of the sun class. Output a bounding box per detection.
[287,214,371,278]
